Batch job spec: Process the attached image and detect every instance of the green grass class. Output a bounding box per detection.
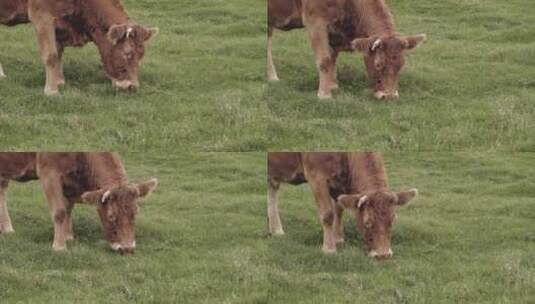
[264,152,535,303]
[0,0,268,151]
[267,0,535,151]
[1,152,533,303]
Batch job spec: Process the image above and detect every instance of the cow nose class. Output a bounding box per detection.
[118,247,134,255]
[374,91,399,100]
[110,242,135,254]
[368,248,393,259]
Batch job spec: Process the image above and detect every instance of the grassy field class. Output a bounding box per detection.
[1,152,533,303]
[267,0,535,151]
[0,0,267,151]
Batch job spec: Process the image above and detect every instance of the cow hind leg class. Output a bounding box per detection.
[333,200,344,244]
[29,8,62,95]
[328,51,339,91]
[0,63,6,78]
[305,22,335,99]
[267,26,280,82]
[0,180,14,233]
[56,45,65,86]
[267,180,285,235]
[64,200,74,241]
[40,172,71,251]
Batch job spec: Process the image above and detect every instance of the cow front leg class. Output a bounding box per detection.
[308,178,337,253]
[0,63,6,78]
[40,172,71,251]
[333,200,344,244]
[28,8,62,95]
[0,180,14,233]
[306,23,336,99]
[267,179,284,235]
[267,26,280,82]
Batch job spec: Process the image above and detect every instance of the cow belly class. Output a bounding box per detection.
[0,0,29,26]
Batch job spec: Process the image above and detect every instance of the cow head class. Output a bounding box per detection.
[336,188,417,259]
[351,34,426,100]
[104,24,159,90]
[81,178,158,254]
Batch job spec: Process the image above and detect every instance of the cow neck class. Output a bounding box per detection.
[85,153,128,190]
[347,152,388,194]
[82,0,130,74]
[352,0,396,38]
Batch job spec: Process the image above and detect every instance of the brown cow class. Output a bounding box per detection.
[267,152,418,258]
[0,0,158,95]
[0,152,157,254]
[267,0,426,100]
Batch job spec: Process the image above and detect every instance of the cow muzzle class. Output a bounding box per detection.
[368,248,393,259]
[110,241,136,255]
[374,90,399,101]
[112,79,139,91]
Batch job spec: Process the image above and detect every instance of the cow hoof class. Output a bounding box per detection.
[44,88,60,96]
[270,229,285,236]
[317,92,333,100]
[0,224,14,234]
[52,244,66,251]
[322,247,337,254]
[0,74,5,79]
[267,75,280,82]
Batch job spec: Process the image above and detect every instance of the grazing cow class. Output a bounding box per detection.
[267,0,426,100]
[267,152,418,258]
[0,152,157,254]
[0,0,158,95]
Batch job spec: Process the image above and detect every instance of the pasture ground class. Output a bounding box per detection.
[1,152,533,303]
[0,0,267,151]
[267,0,535,151]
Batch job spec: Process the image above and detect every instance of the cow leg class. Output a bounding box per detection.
[267,26,280,82]
[0,179,14,233]
[307,177,337,253]
[333,200,344,244]
[329,51,339,91]
[305,22,335,99]
[28,8,62,96]
[39,172,71,251]
[0,63,5,78]
[56,44,65,86]
[267,179,284,235]
[64,199,74,241]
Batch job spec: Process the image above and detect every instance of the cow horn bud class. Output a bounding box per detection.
[371,39,382,51]
[126,27,133,39]
[357,195,368,209]
[101,190,111,203]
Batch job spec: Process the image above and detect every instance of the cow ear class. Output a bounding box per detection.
[395,189,418,206]
[144,27,159,42]
[402,34,426,50]
[336,194,368,209]
[107,24,127,45]
[136,178,158,200]
[351,37,381,54]
[81,189,107,205]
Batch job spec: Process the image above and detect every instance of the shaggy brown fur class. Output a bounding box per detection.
[267,152,418,258]
[0,0,158,94]
[267,0,426,100]
[0,152,157,254]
